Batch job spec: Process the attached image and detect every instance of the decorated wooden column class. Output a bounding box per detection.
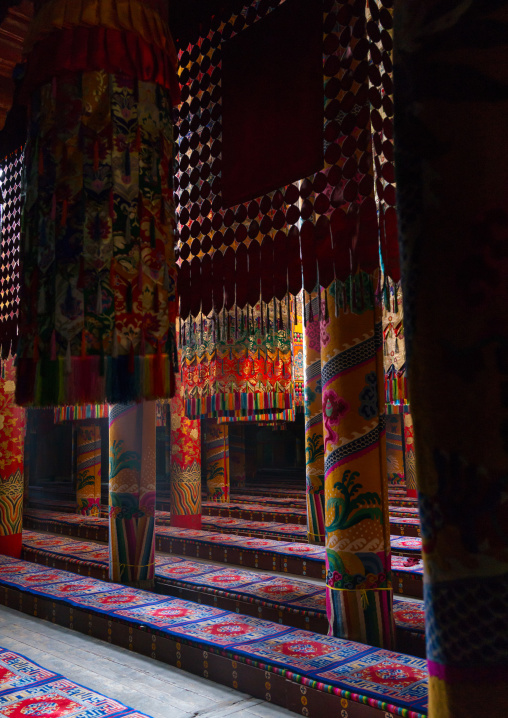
[204,421,229,502]
[109,402,156,587]
[402,413,417,498]
[395,3,508,714]
[76,424,101,515]
[303,291,325,544]
[385,414,406,489]
[169,370,201,528]
[0,357,24,558]
[322,281,394,648]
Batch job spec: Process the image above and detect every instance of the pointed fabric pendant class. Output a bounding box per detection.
[324,288,329,320]
[266,303,270,334]
[96,282,102,314]
[112,329,119,358]
[260,301,264,335]
[318,287,322,323]
[308,292,314,323]
[334,280,340,317]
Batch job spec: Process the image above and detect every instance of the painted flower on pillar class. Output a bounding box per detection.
[358,372,378,420]
[305,319,321,352]
[323,389,350,449]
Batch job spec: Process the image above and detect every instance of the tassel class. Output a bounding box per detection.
[128,339,135,373]
[278,299,283,330]
[96,282,102,314]
[260,302,264,335]
[50,330,57,361]
[383,277,390,311]
[266,303,270,333]
[112,329,119,358]
[99,335,105,376]
[150,217,156,248]
[126,282,133,313]
[65,341,72,374]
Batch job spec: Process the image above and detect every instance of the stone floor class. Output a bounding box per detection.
[0,604,296,718]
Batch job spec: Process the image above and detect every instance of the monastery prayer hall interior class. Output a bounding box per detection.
[0,1,505,717]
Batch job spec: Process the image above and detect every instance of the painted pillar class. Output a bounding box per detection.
[229,425,246,489]
[169,373,201,528]
[403,413,417,498]
[205,422,229,502]
[321,280,394,648]
[395,4,508,714]
[109,402,156,588]
[385,414,406,489]
[303,290,325,545]
[76,424,102,515]
[0,357,24,558]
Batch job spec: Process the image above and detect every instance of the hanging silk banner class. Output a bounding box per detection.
[0,356,24,557]
[15,0,180,407]
[54,404,109,423]
[180,304,293,420]
[0,149,23,360]
[174,0,398,320]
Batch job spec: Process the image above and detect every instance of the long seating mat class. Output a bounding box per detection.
[23,513,424,596]
[30,498,311,527]
[0,555,429,718]
[0,644,150,718]
[21,530,426,657]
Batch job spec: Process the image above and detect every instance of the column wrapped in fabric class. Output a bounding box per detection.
[108,401,156,587]
[76,424,101,515]
[0,357,24,557]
